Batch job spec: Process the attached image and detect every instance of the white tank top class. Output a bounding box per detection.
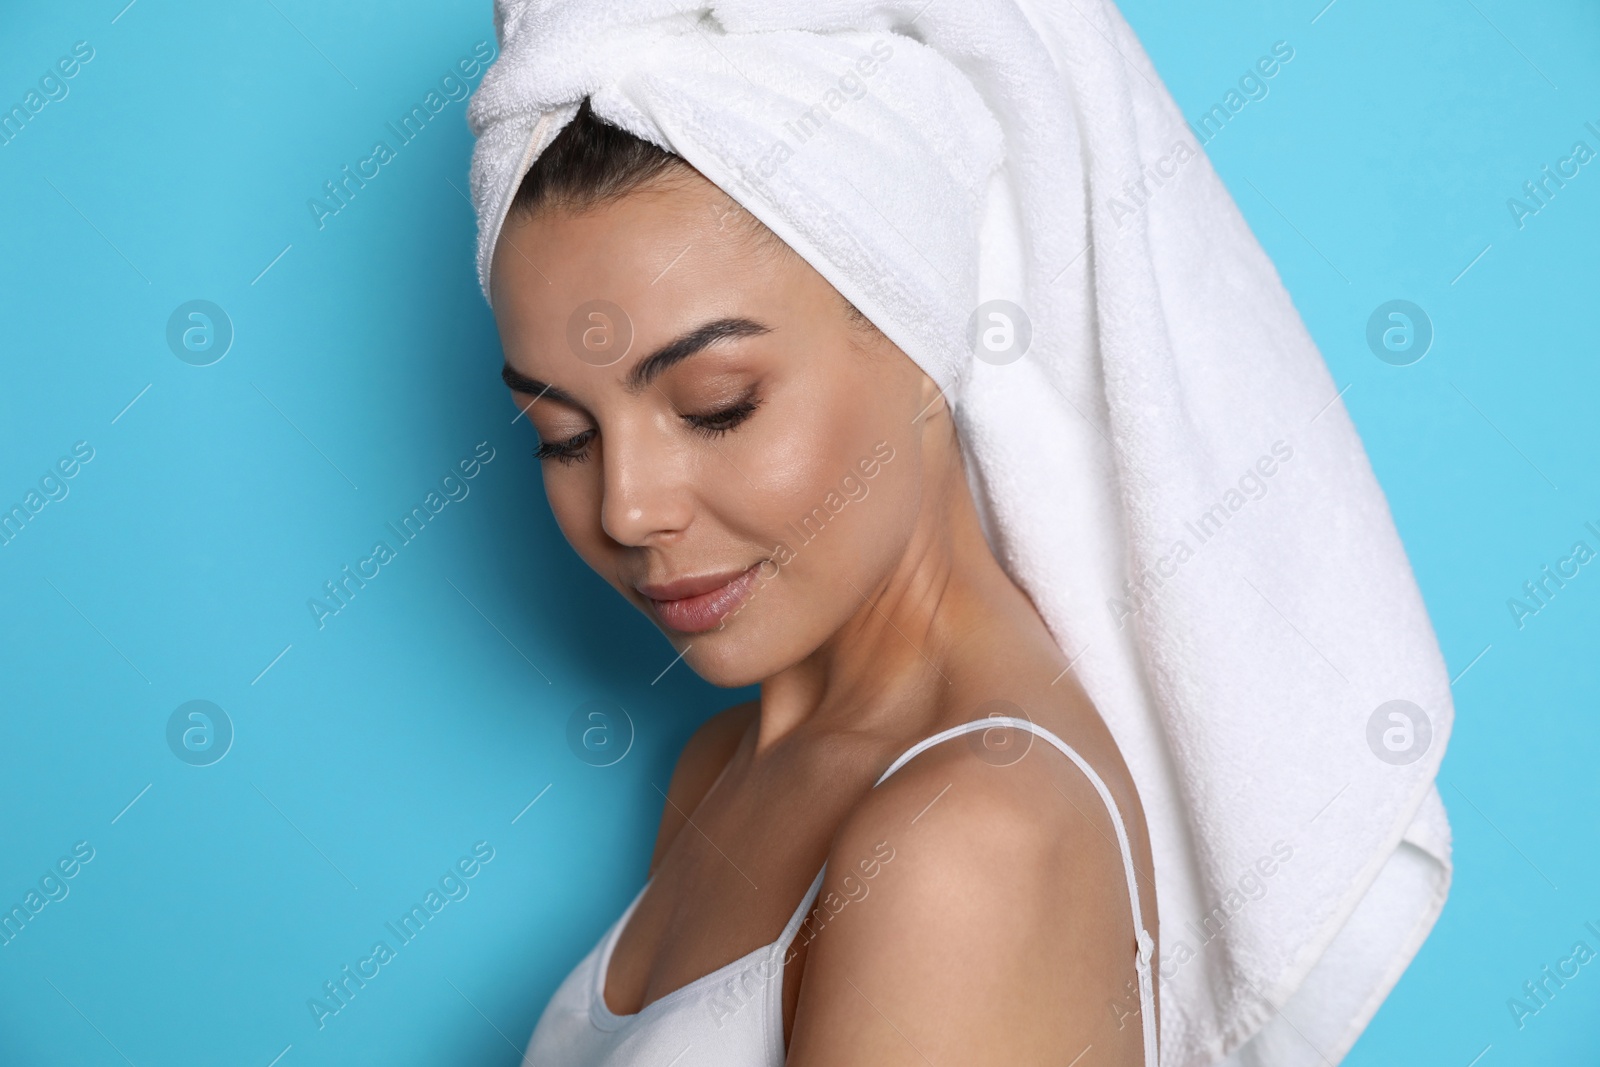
[521,716,1158,1066]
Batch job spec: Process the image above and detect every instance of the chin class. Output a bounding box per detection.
[676,627,785,689]
[654,601,814,688]
[625,566,787,688]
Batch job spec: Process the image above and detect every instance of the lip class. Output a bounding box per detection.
[636,563,765,634]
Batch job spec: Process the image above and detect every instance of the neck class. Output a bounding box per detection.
[754,436,1031,755]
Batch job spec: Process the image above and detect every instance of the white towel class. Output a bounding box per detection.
[467,2,1455,1063]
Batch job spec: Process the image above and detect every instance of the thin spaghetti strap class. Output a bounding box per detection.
[874,717,1160,1067]
[773,866,828,959]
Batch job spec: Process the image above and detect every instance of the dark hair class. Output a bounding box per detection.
[506,98,877,334]
[507,98,691,220]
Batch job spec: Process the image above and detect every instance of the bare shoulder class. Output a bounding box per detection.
[647,700,758,875]
[786,718,1154,1065]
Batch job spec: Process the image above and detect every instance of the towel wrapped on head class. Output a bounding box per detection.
[468,2,1454,1063]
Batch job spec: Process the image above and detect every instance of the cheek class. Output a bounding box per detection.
[733,386,874,527]
[726,371,919,566]
[543,470,610,569]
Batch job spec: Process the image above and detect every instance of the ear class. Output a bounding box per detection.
[910,371,967,465]
[913,371,951,424]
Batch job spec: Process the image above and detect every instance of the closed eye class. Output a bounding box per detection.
[683,395,761,438]
[534,428,595,465]
[534,393,762,464]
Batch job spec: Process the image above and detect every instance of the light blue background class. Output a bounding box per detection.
[0,1,1593,1064]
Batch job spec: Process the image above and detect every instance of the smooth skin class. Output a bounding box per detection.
[491,167,1159,1065]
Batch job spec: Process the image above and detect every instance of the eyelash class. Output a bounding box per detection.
[533,395,762,466]
[686,395,761,439]
[533,430,595,465]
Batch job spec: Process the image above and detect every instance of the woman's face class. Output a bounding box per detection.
[490,170,942,687]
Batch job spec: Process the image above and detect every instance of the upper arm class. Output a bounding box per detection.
[646,700,757,876]
[785,749,1151,1066]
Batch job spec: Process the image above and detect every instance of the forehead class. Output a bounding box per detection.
[493,174,758,303]
[489,176,793,372]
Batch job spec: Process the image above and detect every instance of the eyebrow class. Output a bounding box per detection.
[500,316,772,403]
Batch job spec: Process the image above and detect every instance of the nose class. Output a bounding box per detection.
[598,422,694,546]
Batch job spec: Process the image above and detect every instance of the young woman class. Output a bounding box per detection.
[494,102,1158,1065]
[467,2,1455,1064]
